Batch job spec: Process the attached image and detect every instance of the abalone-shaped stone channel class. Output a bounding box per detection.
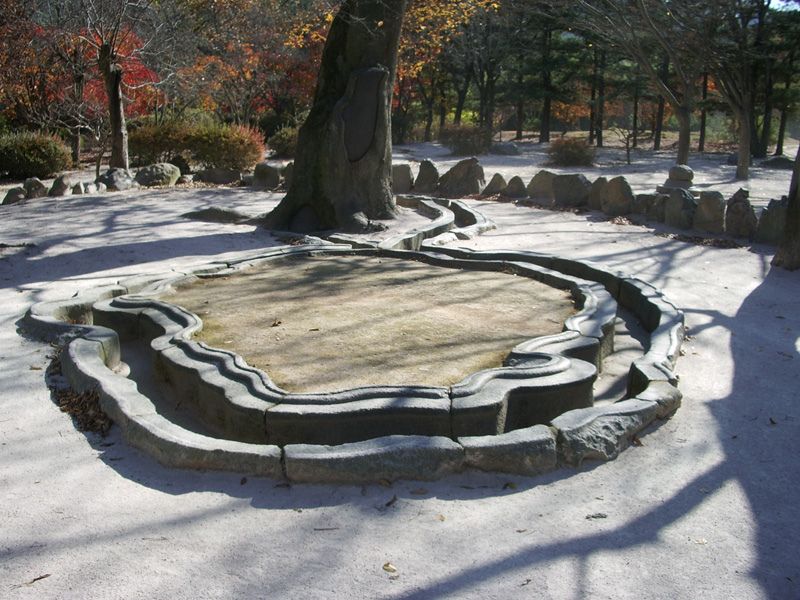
[92,247,609,447]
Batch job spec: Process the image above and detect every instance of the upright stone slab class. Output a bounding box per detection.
[589,176,608,211]
[526,170,555,204]
[72,182,86,195]
[693,191,725,234]
[602,176,634,217]
[755,197,788,244]
[23,177,47,199]
[48,174,74,197]
[502,175,527,198]
[482,173,507,195]
[392,163,414,194]
[412,159,438,194]
[644,193,668,222]
[552,173,591,208]
[726,188,757,239]
[664,189,697,229]
[253,162,281,190]
[438,157,485,197]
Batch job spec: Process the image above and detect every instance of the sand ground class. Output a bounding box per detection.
[0,145,798,599]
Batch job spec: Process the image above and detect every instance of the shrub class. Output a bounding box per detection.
[129,120,193,166]
[439,125,491,156]
[267,125,299,158]
[547,137,596,166]
[190,123,265,171]
[0,131,71,179]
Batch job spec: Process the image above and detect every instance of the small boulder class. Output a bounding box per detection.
[644,193,668,222]
[588,177,608,211]
[413,159,438,193]
[725,188,757,239]
[23,177,47,199]
[482,173,507,195]
[135,163,181,187]
[632,194,650,215]
[71,182,86,195]
[253,162,281,190]
[2,187,26,205]
[664,188,698,229]
[761,155,794,170]
[281,162,294,189]
[83,182,98,194]
[194,167,241,185]
[693,191,725,234]
[176,174,193,185]
[490,141,521,156]
[755,197,788,244]
[48,174,74,197]
[502,175,527,198]
[552,173,591,208]
[95,182,107,193]
[97,168,136,191]
[438,157,485,197]
[392,163,414,194]
[657,163,695,194]
[601,176,634,217]
[526,170,556,204]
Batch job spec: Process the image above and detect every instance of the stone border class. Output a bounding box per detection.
[19,204,684,482]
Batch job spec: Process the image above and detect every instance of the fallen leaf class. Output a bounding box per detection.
[585,512,607,520]
[240,477,248,485]
[516,529,527,533]
[436,514,446,522]
[520,578,532,587]
[29,366,42,371]
[271,319,282,327]
[631,436,644,447]
[389,575,400,581]
[769,417,778,425]
[385,495,398,508]
[313,527,339,532]
[378,479,392,488]
[694,538,708,545]
[383,562,398,574]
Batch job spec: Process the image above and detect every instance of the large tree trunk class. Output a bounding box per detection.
[98,43,128,170]
[756,64,774,158]
[675,105,691,165]
[772,146,800,270]
[596,50,606,148]
[264,0,407,233]
[539,29,552,144]
[453,69,471,126]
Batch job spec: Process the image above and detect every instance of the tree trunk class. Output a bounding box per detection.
[675,106,691,165]
[596,50,606,148]
[453,69,471,126]
[736,104,751,180]
[98,43,128,171]
[539,29,552,144]
[588,50,597,144]
[775,54,794,156]
[654,97,665,151]
[698,72,708,153]
[756,63,774,158]
[775,106,788,156]
[264,0,407,233]
[632,75,639,149]
[771,145,800,270]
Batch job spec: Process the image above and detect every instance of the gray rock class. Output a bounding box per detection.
[669,164,694,182]
[176,174,193,185]
[194,167,241,185]
[693,191,725,234]
[48,174,74,197]
[95,182,107,193]
[552,173,591,208]
[761,155,794,170]
[664,188,698,229]
[725,188,757,239]
[526,170,555,203]
[241,173,254,186]
[482,173,507,195]
[135,163,181,187]
[71,182,86,195]
[170,154,191,175]
[631,193,649,215]
[280,162,293,189]
[23,177,47,199]
[253,162,281,190]
[392,163,414,194]
[438,157,485,197]
[284,435,465,483]
[83,182,98,194]
[97,168,136,191]
[601,176,634,217]
[490,141,521,156]
[588,177,608,211]
[413,159,438,193]
[644,194,668,222]
[552,399,659,466]
[459,425,556,475]
[2,187,26,205]
[755,197,788,244]
[502,175,527,198]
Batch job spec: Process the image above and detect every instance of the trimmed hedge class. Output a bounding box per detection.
[267,125,298,158]
[129,121,265,171]
[0,131,71,179]
[439,125,492,156]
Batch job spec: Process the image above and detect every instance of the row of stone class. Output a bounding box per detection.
[391,157,788,245]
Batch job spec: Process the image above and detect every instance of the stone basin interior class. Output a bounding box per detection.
[166,254,577,393]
